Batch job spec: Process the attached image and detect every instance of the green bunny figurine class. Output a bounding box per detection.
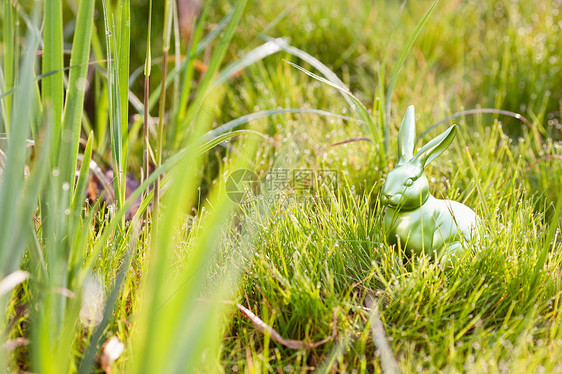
[381,106,478,262]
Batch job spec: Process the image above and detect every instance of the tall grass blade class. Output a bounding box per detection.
[174,3,207,125]
[528,194,562,301]
[147,4,233,113]
[173,0,247,148]
[101,0,126,220]
[118,0,131,166]
[42,0,64,162]
[265,37,382,158]
[1,0,16,128]
[0,67,7,130]
[132,130,265,226]
[143,0,153,226]
[134,136,257,374]
[0,12,46,372]
[71,131,94,213]
[209,39,284,92]
[153,0,174,234]
[60,0,95,190]
[284,61,362,106]
[203,108,360,142]
[17,119,52,274]
[419,108,534,140]
[0,7,40,275]
[384,0,439,152]
[263,37,354,107]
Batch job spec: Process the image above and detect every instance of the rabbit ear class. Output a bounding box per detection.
[397,105,416,163]
[414,125,457,167]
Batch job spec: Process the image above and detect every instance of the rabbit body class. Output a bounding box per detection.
[381,106,478,260]
[384,194,478,257]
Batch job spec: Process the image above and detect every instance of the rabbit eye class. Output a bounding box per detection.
[405,178,415,187]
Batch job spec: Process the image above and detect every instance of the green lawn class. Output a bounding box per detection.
[1,0,561,372]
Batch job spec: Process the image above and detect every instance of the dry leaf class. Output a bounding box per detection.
[100,336,124,374]
[86,162,146,221]
[0,270,29,297]
[2,337,29,352]
[177,0,202,42]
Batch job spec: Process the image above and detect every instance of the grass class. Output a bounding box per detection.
[1,0,561,372]
[222,115,562,372]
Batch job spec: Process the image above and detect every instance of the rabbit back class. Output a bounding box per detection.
[431,197,478,251]
[384,195,478,256]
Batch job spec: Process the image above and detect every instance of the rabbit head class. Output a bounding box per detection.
[381,106,457,210]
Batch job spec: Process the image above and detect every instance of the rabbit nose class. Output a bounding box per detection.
[382,193,391,203]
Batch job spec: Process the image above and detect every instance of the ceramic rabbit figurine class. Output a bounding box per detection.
[381,106,478,262]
